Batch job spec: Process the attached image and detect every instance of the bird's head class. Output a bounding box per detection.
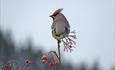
[50,8,63,20]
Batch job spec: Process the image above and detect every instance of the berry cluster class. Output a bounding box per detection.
[1,63,12,70]
[41,51,60,68]
[62,30,76,52]
[1,59,32,70]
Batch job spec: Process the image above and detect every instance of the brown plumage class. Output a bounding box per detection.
[50,8,70,40]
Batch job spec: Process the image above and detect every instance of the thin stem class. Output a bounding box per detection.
[57,40,61,63]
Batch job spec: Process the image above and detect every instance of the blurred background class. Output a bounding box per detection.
[0,0,115,70]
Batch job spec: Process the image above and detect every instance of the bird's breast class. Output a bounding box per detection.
[55,21,66,35]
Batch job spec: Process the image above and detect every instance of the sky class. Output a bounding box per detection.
[0,0,115,69]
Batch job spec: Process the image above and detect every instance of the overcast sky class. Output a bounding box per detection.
[0,0,115,69]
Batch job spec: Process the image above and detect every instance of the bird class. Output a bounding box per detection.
[50,8,70,40]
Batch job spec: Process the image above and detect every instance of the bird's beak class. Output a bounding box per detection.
[49,15,52,17]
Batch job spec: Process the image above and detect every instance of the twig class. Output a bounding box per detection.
[57,40,61,63]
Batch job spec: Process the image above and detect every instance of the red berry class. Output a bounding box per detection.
[42,60,48,64]
[26,59,32,67]
[41,55,48,64]
[41,55,48,60]
[6,63,12,70]
[51,61,55,67]
[48,63,53,67]
[54,60,59,65]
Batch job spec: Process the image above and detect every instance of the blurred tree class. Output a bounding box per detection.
[111,65,115,70]
[91,60,100,70]
[79,62,88,70]
[0,29,15,63]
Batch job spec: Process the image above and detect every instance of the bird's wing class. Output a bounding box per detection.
[65,18,70,30]
[64,18,70,35]
[61,13,70,29]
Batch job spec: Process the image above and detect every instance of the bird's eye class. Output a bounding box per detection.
[50,15,55,20]
[50,16,55,20]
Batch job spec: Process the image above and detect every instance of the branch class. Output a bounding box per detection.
[57,40,61,63]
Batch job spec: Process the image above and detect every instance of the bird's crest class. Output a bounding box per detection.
[50,8,63,17]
